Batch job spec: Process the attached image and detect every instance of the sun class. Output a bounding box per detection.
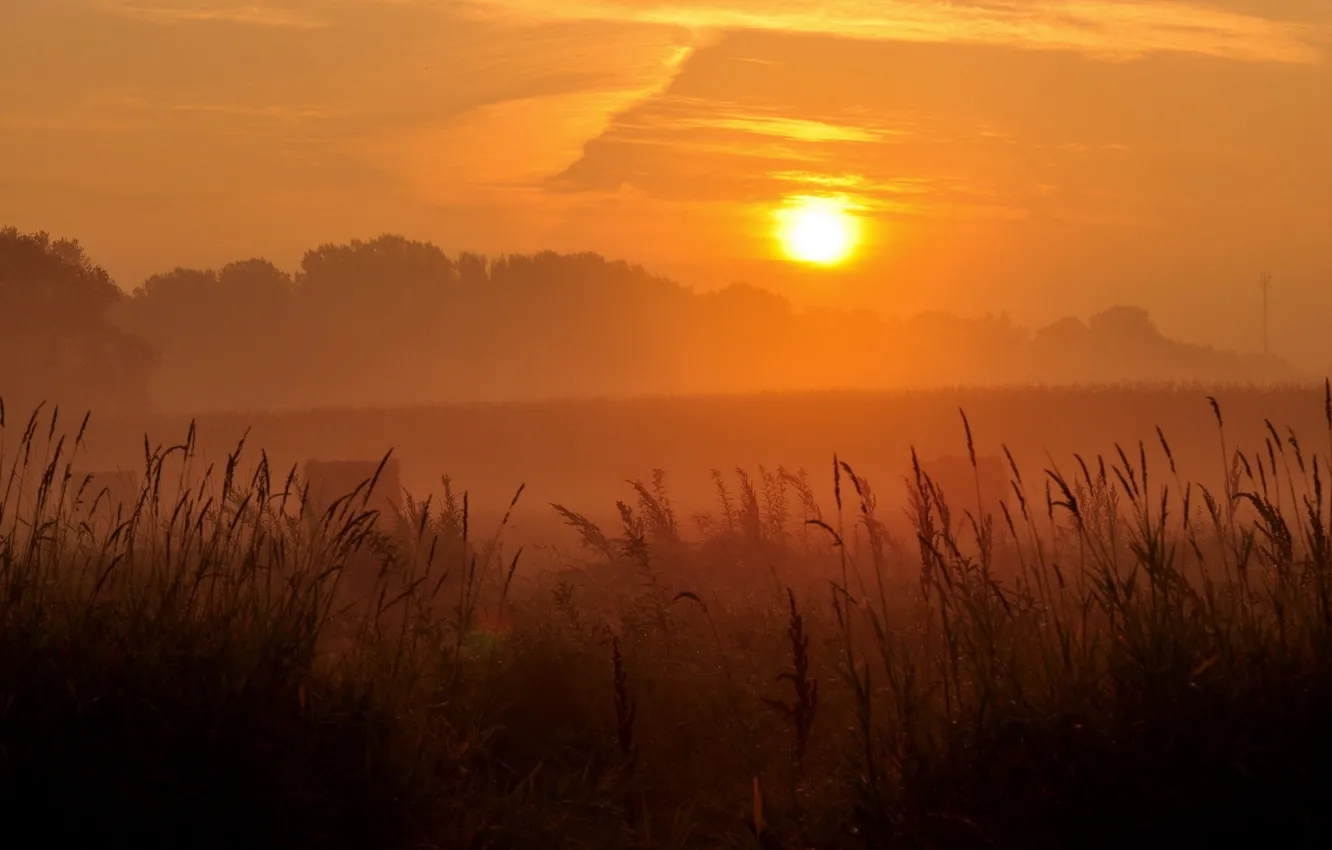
[774,197,861,266]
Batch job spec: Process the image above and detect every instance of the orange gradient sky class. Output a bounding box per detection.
[3,1,1331,368]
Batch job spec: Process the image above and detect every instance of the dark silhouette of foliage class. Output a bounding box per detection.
[0,227,157,414]
[3,225,1296,414]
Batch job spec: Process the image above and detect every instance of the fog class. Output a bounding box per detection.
[5,224,1319,534]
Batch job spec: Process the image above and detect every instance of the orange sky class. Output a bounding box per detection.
[3,1,1330,369]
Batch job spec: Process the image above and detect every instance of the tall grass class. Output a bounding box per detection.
[3,386,1332,848]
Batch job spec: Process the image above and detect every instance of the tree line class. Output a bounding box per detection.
[0,226,1293,415]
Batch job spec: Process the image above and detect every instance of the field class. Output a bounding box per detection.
[4,383,1332,848]
[72,384,1332,522]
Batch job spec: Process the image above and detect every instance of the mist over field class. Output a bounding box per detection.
[5,224,1315,529]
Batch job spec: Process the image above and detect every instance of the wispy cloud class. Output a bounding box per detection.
[768,171,934,195]
[472,0,1324,64]
[98,1,328,28]
[612,96,909,148]
[362,38,698,204]
[758,169,1030,220]
[668,114,885,143]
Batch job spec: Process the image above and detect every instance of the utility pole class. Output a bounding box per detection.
[1260,271,1273,357]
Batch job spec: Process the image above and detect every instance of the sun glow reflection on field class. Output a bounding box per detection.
[774,196,861,266]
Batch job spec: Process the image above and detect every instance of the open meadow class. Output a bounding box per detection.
[69,383,1332,536]
[4,383,1332,848]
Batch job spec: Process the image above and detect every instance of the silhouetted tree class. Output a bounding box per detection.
[297,235,455,306]
[1088,305,1162,346]
[457,252,489,288]
[121,260,296,410]
[43,227,1296,413]
[0,226,157,414]
[293,235,456,402]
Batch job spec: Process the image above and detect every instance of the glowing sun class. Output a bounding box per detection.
[775,197,861,266]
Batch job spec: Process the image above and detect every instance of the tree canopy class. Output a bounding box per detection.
[0,226,1296,415]
[0,227,157,415]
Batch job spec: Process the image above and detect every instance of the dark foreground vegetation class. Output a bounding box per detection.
[4,389,1332,849]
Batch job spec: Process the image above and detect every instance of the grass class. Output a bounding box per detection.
[3,385,1332,848]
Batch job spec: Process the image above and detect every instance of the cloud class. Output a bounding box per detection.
[598,95,913,156]
[471,0,1324,64]
[359,35,697,204]
[545,64,1161,232]
[97,1,327,28]
[663,113,886,144]
[768,171,933,195]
